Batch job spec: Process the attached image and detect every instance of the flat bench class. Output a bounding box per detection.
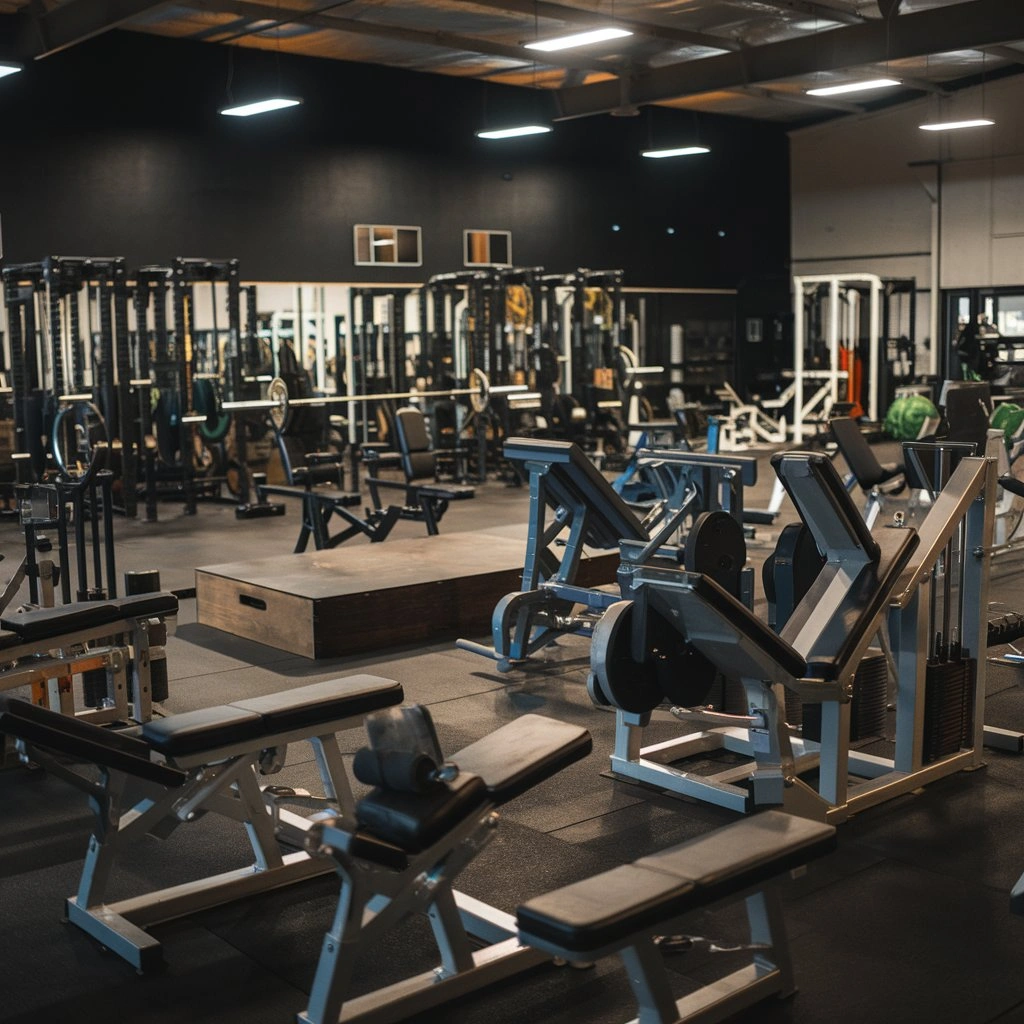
[518,811,836,1023]
[0,673,403,972]
[0,592,180,726]
[299,710,592,1024]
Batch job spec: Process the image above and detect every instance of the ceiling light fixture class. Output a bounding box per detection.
[0,62,22,79]
[919,118,995,131]
[220,97,302,117]
[476,124,552,140]
[806,78,900,97]
[641,146,710,159]
[525,27,632,52]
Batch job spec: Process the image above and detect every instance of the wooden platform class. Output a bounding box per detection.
[195,526,620,659]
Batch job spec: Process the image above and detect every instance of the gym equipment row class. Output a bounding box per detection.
[0,688,836,1024]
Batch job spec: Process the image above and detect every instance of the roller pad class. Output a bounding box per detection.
[356,772,488,852]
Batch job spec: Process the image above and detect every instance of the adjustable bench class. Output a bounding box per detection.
[0,673,403,972]
[0,591,179,726]
[518,810,836,1024]
[258,434,403,552]
[299,706,592,1024]
[364,407,475,536]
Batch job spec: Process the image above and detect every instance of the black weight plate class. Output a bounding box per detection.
[685,510,746,594]
[591,600,665,714]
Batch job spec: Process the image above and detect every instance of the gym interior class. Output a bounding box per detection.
[1,3,1024,1023]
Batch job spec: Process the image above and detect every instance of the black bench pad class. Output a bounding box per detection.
[356,772,489,853]
[231,675,403,732]
[141,676,404,757]
[113,592,179,619]
[517,811,836,954]
[2,602,119,641]
[0,697,186,788]
[417,484,475,501]
[453,714,593,804]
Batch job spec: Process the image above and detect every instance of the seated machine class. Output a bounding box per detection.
[0,674,403,971]
[829,415,906,528]
[365,407,475,536]
[458,438,753,671]
[590,447,995,822]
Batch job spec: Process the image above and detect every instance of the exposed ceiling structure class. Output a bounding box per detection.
[5,0,1024,122]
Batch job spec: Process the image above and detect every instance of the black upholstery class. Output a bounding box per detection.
[772,450,880,560]
[1,602,119,641]
[829,417,905,491]
[516,811,836,954]
[142,676,404,756]
[231,675,403,732]
[791,526,919,679]
[0,697,186,788]
[112,593,179,620]
[452,714,593,804]
[355,772,489,852]
[142,705,265,756]
[394,408,475,499]
[504,437,646,548]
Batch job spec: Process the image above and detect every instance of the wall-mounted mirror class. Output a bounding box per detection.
[354,224,422,267]
[464,229,512,267]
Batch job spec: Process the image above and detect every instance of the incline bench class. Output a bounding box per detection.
[518,810,836,1024]
[297,704,592,1024]
[0,591,179,726]
[0,673,403,971]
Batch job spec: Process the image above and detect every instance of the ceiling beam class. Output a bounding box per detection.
[554,0,1024,118]
[441,0,741,53]
[730,85,865,113]
[187,0,623,74]
[731,0,865,27]
[17,0,176,58]
[984,44,1024,65]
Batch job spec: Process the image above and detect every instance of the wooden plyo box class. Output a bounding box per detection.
[195,528,619,659]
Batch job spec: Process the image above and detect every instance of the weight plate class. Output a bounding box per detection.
[267,376,290,433]
[193,378,231,442]
[684,510,746,595]
[51,401,108,486]
[470,367,490,415]
[592,601,664,713]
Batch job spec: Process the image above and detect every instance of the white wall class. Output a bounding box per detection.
[791,72,1024,360]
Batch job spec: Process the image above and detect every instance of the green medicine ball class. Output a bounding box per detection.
[992,402,1024,446]
[884,394,939,441]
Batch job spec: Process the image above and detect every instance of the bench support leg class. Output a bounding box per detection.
[621,938,681,1024]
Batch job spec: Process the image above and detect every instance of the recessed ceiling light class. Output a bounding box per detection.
[806,78,900,97]
[220,97,302,117]
[525,27,632,52]
[919,118,995,131]
[475,124,552,139]
[0,62,22,79]
[641,146,710,159]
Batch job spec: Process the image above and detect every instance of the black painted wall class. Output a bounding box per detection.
[0,26,790,290]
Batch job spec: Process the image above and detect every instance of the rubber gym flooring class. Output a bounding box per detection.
[3,446,1024,1024]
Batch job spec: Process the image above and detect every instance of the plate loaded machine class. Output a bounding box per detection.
[457,438,757,671]
[590,447,995,823]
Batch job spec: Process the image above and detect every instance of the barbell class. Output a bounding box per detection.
[216,367,524,432]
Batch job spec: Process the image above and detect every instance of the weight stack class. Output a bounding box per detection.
[803,651,888,744]
[125,569,169,703]
[922,656,975,764]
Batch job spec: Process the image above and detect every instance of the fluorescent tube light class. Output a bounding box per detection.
[476,124,552,139]
[919,118,995,131]
[641,146,710,159]
[0,62,22,79]
[806,78,900,96]
[525,27,632,52]
[220,97,301,117]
